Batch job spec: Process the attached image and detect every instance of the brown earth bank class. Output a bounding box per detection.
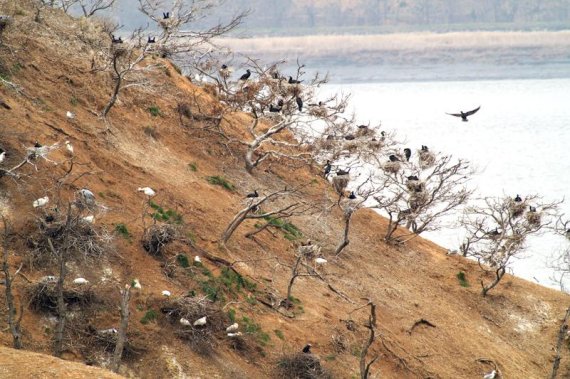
[0,2,569,379]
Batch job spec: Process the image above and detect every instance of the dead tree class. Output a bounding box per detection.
[372,152,473,244]
[550,306,570,379]
[1,217,23,349]
[550,216,570,292]
[77,0,116,17]
[111,284,131,373]
[461,195,560,296]
[359,301,378,379]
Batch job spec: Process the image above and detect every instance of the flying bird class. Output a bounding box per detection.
[447,106,481,122]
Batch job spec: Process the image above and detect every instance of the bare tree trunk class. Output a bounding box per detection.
[481,267,506,297]
[2,219,22,349]
[102,73,122,118]
[49,238,66,357]
[360,302,378,379]
[221,208,250,244]
[111,285,131,373]
[284,256,302,308]
[335,211,353,256]
[550,306,570,379]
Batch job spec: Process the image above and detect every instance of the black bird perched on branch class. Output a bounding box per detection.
[514,194,522,202]
[288,76,302,84]
[324,160,332,176]
[344,135,355,140]
[239,69,251,81]
[163,12,170,19]
[269,104,281,113]
[34,141,42,148]
[147,36,156,43]
[302,344,312,354]
[421,145,429,152]
[389,154,400,162]
[407,175,419,181]
[447,106,481,122]
[336,168,350,176]
[221,64,228,69]
[296,96,303,112]
[404,148,411,161]
[348,191,357,200]
[246,190,259,198]
[111,35,123,44]
[529,205,537,212]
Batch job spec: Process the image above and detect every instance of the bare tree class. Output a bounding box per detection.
[111,283,131,373]
[1,216,23,349]
[359,301,378,379]
[550,306,570,379]
[461,195,560,296]
[78,0,115,17]
[550,216,570,291]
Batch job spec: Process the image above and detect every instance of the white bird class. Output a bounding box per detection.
[98,328,117,335]
[226,323,239,332]
[132,278,142,289]
[315,257,327,264]
[73,277,89,284]
[66,111,75,119]
[137,187,156,197]
[193,316,207,326]
[78,188,95,204]
[446,249,459,256]
[227,332,243,338]
[194,256,201,263]
[40,275,57,283]
[179,318,191,326]
[65,141,74,155]
[0,151,5,163]
[483,370,497,379]
[82,215,94,223]
[162,290,171,297]
[33,196,49,208]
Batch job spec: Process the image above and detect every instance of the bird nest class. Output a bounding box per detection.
[406,180,425,193]
[297,243,321,259]
[160,297,228,355]
[308,107,327,118]
[343,141,360,153]
[367,140,384,152]
[142,224,177,257]
[355,127,373,138]
[383,161,401,174]
[276,353,332,379]
[526,211,541,226]
[332,175,349,196]
[509,201,525,218]
[26,281,97,314]
[409,190,429,211]
[419,151,436,169]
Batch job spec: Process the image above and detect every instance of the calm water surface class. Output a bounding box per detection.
[326,78,570,289]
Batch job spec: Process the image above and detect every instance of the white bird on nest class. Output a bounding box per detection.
[82,215,94,223]
[73,277,89,285]
[193,316,207,326]
[78,188,96,205]
[194,256,202,263]
[483,370,497,379]
[226,322,239,332]
[98,328,117,335]
[65,141,74,155]
[162,290,171,297]
[179,318,191,326]
[33,196,49,208]
[137,187,156,197]
[227,332,242,338]
[0,150,5,164]
[132,278,142,289]
[315,257,327,264]
[66,111,75,119]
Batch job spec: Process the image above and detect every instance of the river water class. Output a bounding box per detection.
[325,77,570,290]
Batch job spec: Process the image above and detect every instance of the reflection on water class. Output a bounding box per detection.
[326,78,570,289]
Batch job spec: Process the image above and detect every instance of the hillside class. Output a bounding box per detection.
[1,3,570,379]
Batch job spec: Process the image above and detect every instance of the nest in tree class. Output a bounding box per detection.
[367,140,384,152]
[161,297,228,355]
[277,353,332,379]
[298,243,321,258]
[406,179,425,193]
[344,141,360,153]
[509,201,525,218]
[526,211,541,226]
[308,106,327,118]
[142,224,177,257]
[419,150,436,169]
[77,324,142,363]
[355,127,373,138]
[409,190,429,211]
[332,175,349,196]
[26,281,97,314]
[383,161,401,174]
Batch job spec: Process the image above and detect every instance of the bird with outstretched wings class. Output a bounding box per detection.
[446,106,481,121]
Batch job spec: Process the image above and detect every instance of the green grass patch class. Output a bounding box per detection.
[324,354,336,361]
[149,201,183,224]
[176,254,190,268]
[206,176,235,192]
[242,316,271,346]
[70,96,79,106]
[262,216,303,240]
[188,162,198,172]
[115,223,131,240]
[227,308,236,323]
[196,266,256,303]
[456,271,470,287]
[274,329,284,340]
[140,309,158,325]
[148,106,161,117]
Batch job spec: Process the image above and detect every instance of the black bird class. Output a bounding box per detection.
[277,99,284,107]
[269,104,281,113]
[357,124,368,129]
[239,69,251,81]
[296,96,303,112]
[163,12,170,19]
[111,35,123,44]
[336,168,350,176]
[45,214,55,223]
[421,145,429,152]
[302,344,312,354]
[514,194,522,202]
[324,160,332,176]
[488,228,501,237]
[221,64,228,69]
[288,76,302,84]
[407,175,419,181]
[272,72,280,79]
[147,36,156,43]
[344,135,356,140]
[348,191,357,200]
[389,154,400,162]
[447,106,481,122]
[404,148,411,161]
[34,141,42,148]
[246,190,259,198]
[529,205,537,212]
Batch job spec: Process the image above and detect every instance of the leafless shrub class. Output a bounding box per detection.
[161,296,228,355]
[332,175,350,196]
[276,353,332,379]
[142,224,177,257]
